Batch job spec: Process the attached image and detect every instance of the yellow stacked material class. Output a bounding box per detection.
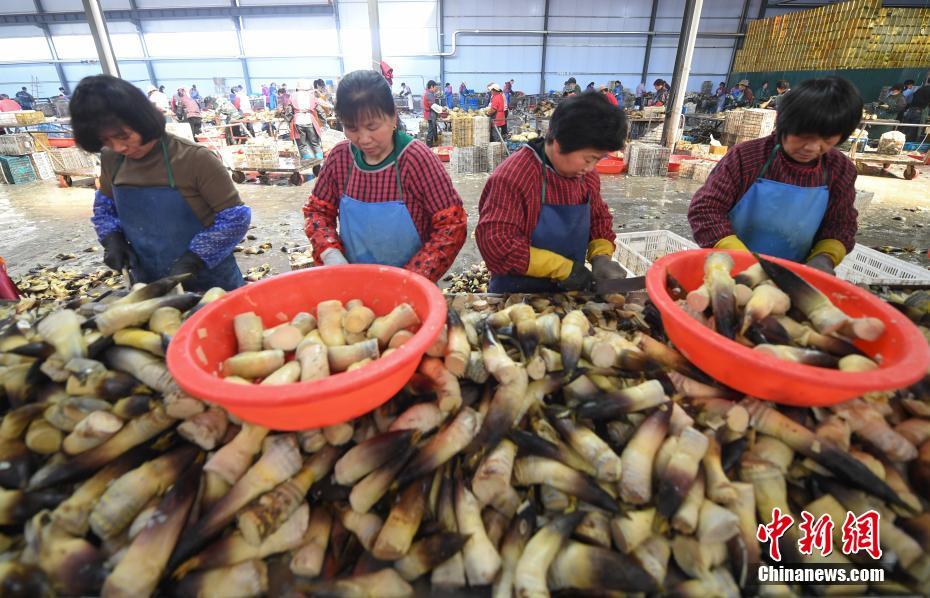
[733,0,930,72]
[450,113,474,147]
[14,110,45,125]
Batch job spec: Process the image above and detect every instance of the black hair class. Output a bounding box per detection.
[313,79,325,89]
[21,86,26,90]
[335,69,396,128]
[891,83,904,92]
[904,79,915,86]
[776,77,862,142]
[70,75,166,153]
[427,80,437,89]
[653,79,664,87]
[546,91,627,153]
[776,80,789,90]
[762,80,769,86]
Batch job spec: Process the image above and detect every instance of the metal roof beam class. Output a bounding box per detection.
[0,4,333,25]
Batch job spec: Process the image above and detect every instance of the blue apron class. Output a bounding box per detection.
[489,150,591,293]
[727,144,830,263]
[112,138,244,292]
[337,147,423,267]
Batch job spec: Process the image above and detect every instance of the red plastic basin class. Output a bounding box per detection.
[48,137,75,148]
[646,249,930,407]
[167,265,447,430]
[596,156,625,174]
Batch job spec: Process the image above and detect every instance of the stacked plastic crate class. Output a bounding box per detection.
[0,133,38,185]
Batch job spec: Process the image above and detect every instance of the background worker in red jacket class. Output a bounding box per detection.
[303,70,466,282]
[599,85,619,106]
[476,93,629,293]
[486,83,507,142]
[688,77,862,275]
[422,80,442,147]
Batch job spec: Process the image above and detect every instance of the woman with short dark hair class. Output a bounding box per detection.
[72,74,250,291]
[476,92,629,293]
[689,76,863,274]
[302,69,466,282]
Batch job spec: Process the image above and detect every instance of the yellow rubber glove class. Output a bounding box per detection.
[586,238,615,262]
[806,239,846,267]
[714,235,749,251]
[526,247,574,281]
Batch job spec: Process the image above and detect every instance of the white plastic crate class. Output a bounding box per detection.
[836,244,930,286]
[613,230,698,276]
[29,152,55,180]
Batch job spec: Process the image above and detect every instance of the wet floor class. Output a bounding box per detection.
[2,164,929,282]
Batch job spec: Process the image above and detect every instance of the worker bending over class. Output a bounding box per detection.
[476,92,628,293]
[688,76,862,274]
[303,69,467,283]
[73,75,249,291]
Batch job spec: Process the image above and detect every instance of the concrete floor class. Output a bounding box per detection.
[2,164,929,282]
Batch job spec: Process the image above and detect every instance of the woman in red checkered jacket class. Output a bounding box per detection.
[303,70,467,283]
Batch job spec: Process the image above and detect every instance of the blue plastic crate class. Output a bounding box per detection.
[903,142,929,152]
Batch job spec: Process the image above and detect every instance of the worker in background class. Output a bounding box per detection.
[177,88,203,136]
[613,80,623,102]
[733,80,754,108]
[902,79,917,104]
[444,83,454,107]
[399,82,413,111]
[564,77,582,96]
[599,85,619,107]
[380,61,394,86]
[486,83,507,142]
[761,80,789,110]
[585,82,596,92]
[886,83,908,121]
[0,94,22,111]
[15,87,34,110]
[72,75,249,291]
[688,77,862,275]
[459,82,467,108]
[755,81,771,106]
[302,69,466,282]
[504,79,514,108]
[651,79,670,106]
[476,93,629,293]
[423,80,440,147]
[189,85,201,107]
[277,85,290,110]
[635,81,647,108]
[288,79,324,161]
[714,82,727,113]
[268,82,278,109]
[901,83,929,142]
[147,85,169,113]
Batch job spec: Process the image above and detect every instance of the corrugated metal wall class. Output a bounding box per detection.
[0,0,787,98]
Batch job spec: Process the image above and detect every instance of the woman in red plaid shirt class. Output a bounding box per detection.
[688,77,863,274]
[477,93,629,293]
[303,70,467,283]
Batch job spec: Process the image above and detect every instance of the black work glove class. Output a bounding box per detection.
[101,232,136,272]
[168,251,205,278]
[556,261,594,292]
[591,255,628,282]
[806,253,835,276]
